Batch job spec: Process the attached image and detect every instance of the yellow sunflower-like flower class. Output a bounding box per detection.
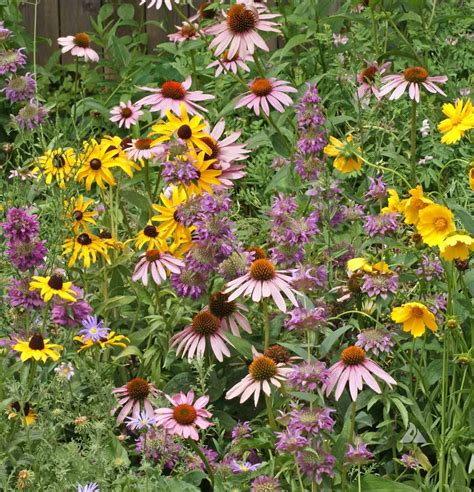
[416,203,455,246]
[8,402,37,426]
[391,302,437,337]
[63,232,110,268]
[98,230,126,251]
[183,149,222,195]
[13,333,63,362]
[32,148,76,188]
[65,195,98,234]
[134,222,166,251]
[29,274,77,302]
[100,135,141,175]
[347,257,373,273]
[439,233,474,261]
[323,135,362,174]
[74,332,129,352]
[381,189,403,214]
[438,98,474,145]
[402,185,433,225]
[150,103,212,154]
[152,186,195,242]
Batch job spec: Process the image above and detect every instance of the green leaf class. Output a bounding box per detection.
[98,3,114,23]
[320,325,352,358]
[271,33,310,60]
[226,333,253,359]
[117,3,134,20]
[359,476,418,491]
[391,397,409,428]
[113,345,142,361]
[120,189,151,214]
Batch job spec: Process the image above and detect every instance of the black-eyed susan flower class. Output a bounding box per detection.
[32,148,76,188]
[439,233,474,261]
[29,274,77,302]
[416,203,455,246]
[76,139,118,190]
[74,331,129,352]
[391,302,437,337]
[182,149,222,195]
[134,222,166,251]
[438,98,474,144]
[62,232,110,268]
[323,135,362,174]
[13,333,63,362]
[150,103,212,154]
[401,185,433,225]
[65,195,97,234]
[98,230,126,251]
[8,401,37,426]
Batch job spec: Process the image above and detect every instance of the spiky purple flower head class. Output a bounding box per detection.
[275,428,309,453]
[2,73,36,102]
[288,406,335,434]
[356,328,394,355]
[297,446,336,484]
[0,48,26,75]
[13,99,48,130]
[287,361,330,391]
[1,207,40,242]
[7,278,45,310]
[6,238,47,271]
[251,476,281,492]
[363,212,399,237]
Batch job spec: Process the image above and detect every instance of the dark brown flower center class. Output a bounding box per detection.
[48,274,64,290]
[250,78,273,97]
[198,2,216,20]
[181,24,197,38]
[99,230,112,239]
[341,346,366,365]
[191,311,220,336]
[89,158,102,170]
[403,66,429,83]
[247,246,267,260]
[249,356,278,381]
[135,138,152,150]
[250,259,275,281]
[362,65,377,83]
[227,4,257,34]
[77,233,92,246]
[209,291,236,318]
[177,124,193,140]
[73,210,83,221]
[146,249,161,262]
[201,137,219,161]
[264,345,291,364]
[173,403,197,424]
[223,50,239,62]
[120,107,133,118]
[144,225,158,238]
[74,32,91,48]
[126,377,150,400]
[52,154,66,168]
[28,333,45,351]
[120,137,132,150]
[411,307,424,318]
[161,80,186,100]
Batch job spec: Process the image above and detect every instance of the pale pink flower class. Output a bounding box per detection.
[140,0,179,10]
[207,4,280,59]
[132,249,184,286]
[125,138,166,161]
[356,61,392,101]
[136,76,214,116]
[207,51,253,77]
[224,258,299,313]
[235,77,297,116]
[155,390,212,440]
[226,350,292,406]
[112,377,160,423]
[217,163,247,189]
[324,346,396,401]
[57,33,99,62]
[208,291,252,336]
[109,101,143,129]
[379,66,448,103]
[168,22,199,43]
[333,33,349,46]
[170,310,231,362]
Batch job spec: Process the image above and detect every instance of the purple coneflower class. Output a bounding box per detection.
[126,138,165,161]
[112,377,160,423]
[109,101,143,129]
[57,32,99,62]
[208,291,252,337]
[356,61,391,101]
[207,51,252,77]
[168,22,199,43]
[132,249,184,286]
[140,0,177,10]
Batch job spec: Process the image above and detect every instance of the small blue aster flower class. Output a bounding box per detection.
[77,483,99,492]
[126,411,158,430]
[230,460,261,474]
[78,315,110,343]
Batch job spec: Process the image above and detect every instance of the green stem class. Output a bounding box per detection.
[410,99,418,185]
[143,160,153,202]
[294,455,305,491]
[188,439,214,486]
[265,393,277,430]
[358,465,362,492]
[262,300,270,351]
[370,7,379,57]
[350,400,357,442]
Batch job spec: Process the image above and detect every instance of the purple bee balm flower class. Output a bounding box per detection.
[231,421,252,441]
[78,315,110,343]
[342,204,365,222]
[363,212,399,237]
[287,361,330,391]
[229,459,261,474]
[185,445,219,471]
[291,265,327,292]
[0,21,12,41]
[6,238,47,271]
[162,154,200,186]
[416,255,443,281]
[51,286,92,327]
[170,264,208,299]
[297,446,336,484]
[361,272,399,299]
[356,329,394,355]
[288,406,336,434]
[251,476,281,492]
[219,251,252,280]
[365,175,387,200]
[13,99,48,130]
[7,278,45,310]
[1,207,40,242]
[2,73,36,102]
[135,428,182,468]
[400,450,420,469]
[295,152,326,181]
[0,48,27,75]
[275,428,309,453]
[344,441,374,464]
[284,305,328,332]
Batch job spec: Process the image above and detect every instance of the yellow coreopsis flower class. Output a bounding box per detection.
[13,333,63,362]
[391,302,437,337]
[150,103,212,154]
[402,185,433,225]
[323,135,362,174]
[183,149,222,195]
[65,195,98,234]
[416,203,455,246]
[439,233,474,261]
[438,98,474,144]
[62,232,110,268]
[29,274,77,302]
[381,189,403,214]
[32,148,76,188]
[347,257,373,273]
